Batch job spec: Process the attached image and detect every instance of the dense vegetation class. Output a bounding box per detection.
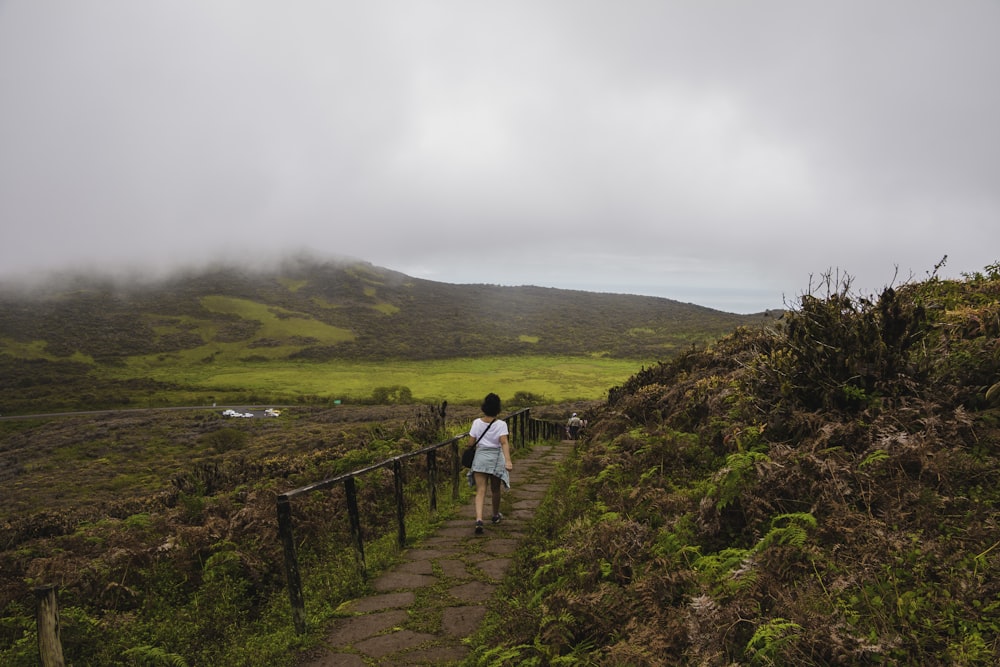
[16,257,996,664]
[473,265,1000,665]
[1,257,764,664]
[0,259,772,413]
[0,402,517,665]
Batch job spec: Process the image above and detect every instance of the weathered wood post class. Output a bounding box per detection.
[392,458,406,548]
[276,496,307,634]
[35,584,65,667]
[451,438,461,500]
[437,400,448,433]
[344,476,367,579]
[427,449,438,512]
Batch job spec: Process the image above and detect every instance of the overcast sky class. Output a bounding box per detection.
[1,2,997,312]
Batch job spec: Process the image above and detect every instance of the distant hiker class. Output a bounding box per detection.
[567,412,583,440]
[467,393,512,534]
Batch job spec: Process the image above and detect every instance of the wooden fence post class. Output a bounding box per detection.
[272,408,563,633]
[427,449,438,512]
[344,477,367,579]
[35,584,65,667]
[392,458,406,548]
[276,497,307,635]
[451,439,460,500]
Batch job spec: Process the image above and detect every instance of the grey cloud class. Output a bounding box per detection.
[1,1,998,312]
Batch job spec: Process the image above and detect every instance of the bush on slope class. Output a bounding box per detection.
[475,266,1000,666]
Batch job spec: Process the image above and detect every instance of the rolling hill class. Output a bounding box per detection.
[0,257,776,412]
[2,262,995,664]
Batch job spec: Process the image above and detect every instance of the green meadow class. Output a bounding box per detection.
[199,295,356,343]
[104,296,651,406]
[110,354,650,406]
[0,260,773,415]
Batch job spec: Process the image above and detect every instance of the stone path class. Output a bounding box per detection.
[297,439,574,667]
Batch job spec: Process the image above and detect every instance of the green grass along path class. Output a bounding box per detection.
[297,440,574,666]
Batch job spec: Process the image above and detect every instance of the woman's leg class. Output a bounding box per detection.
[490,476,502,517]
[474,472,489,522]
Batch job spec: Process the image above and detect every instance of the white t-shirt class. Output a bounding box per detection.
[469,417,508,449]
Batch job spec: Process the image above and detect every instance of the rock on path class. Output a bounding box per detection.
[297,440,573,666]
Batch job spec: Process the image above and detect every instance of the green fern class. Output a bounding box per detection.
[745,617,802,665]
[693,547,749,576]
[595,462,622,484]
[530,547,574,603]
[690,513,817,595]
[859,449,890,469]
[123,645,189,667]
[713,450,770,510]
[754,512,817,553]
[472,644,538,666]
[532,547,571,584]
[535,610,578,657]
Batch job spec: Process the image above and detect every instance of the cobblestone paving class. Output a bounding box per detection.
[296,439,573,666]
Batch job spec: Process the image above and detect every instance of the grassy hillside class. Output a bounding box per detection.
[0,258,773,413]
[0,402,492,665]
[3,261,996,665]
[472,265,1000,665]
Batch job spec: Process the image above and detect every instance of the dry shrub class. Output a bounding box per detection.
[488,268,1000,664]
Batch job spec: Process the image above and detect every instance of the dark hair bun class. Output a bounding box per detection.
[481,393,501,417]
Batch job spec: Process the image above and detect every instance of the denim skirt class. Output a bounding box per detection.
[466,446,510,489]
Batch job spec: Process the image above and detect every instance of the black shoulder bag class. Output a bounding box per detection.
[461,419,496,468]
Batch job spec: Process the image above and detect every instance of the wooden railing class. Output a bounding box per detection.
[275,407,563,633]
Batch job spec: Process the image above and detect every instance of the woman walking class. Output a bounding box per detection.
[467,393,512,534]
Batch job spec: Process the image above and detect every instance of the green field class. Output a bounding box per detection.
[109,354,652,406]
[0,260,771,415]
